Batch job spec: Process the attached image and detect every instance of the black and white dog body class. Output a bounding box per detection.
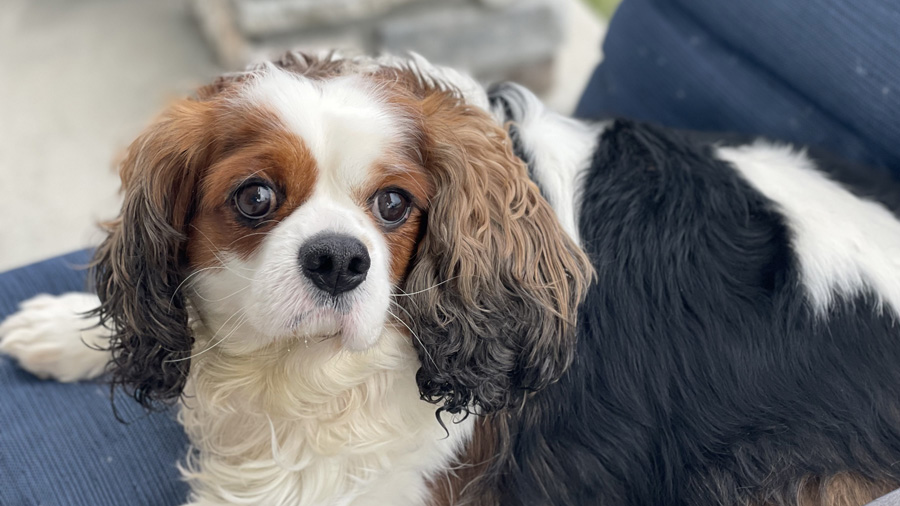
[482,82,900,506]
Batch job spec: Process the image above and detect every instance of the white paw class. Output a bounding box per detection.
[0,292,111,382]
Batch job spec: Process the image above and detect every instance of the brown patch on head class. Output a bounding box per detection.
[186,106,318,268]
[794,473,897,506]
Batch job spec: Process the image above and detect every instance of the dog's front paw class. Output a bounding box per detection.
[0,292,110,382]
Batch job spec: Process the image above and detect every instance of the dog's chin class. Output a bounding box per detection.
[286,310,385,352]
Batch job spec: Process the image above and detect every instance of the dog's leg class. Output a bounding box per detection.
[0,293,110,382]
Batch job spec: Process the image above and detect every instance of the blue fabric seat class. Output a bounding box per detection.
[576,0,900,173]
[0,250,188,506]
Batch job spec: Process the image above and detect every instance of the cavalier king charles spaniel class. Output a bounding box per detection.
[3,51,900,506]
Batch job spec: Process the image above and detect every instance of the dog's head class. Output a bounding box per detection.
[93,52,591,415]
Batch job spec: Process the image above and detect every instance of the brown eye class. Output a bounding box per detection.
[234,183,276,219]
[373,189,411,227]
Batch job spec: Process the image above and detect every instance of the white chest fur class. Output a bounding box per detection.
[178,326,471,506]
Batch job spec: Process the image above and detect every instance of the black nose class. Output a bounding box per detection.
[299,234,371,296]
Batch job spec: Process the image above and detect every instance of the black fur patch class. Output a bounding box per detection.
[485,120,900,505]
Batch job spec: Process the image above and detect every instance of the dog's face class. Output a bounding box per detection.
[186,70,430,354]
[93,53,591,414]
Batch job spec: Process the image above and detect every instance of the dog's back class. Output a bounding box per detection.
[483,85,900,506]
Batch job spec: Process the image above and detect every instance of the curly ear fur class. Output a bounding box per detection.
[91,99,215,408]
[400,93,593,415]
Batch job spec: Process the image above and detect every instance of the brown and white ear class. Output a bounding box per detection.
[399,95,593,415]
[91,99,214,408]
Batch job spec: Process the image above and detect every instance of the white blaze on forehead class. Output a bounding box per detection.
[240,67,407,194]
[718,142,900,317]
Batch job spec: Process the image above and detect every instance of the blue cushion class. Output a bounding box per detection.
[0,250,188,506]
[576,0,900,172]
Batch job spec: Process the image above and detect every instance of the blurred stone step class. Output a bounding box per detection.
[192,0,563,92]
[379,0,562,77]
[233,0,518,36]
[235,0,423,36]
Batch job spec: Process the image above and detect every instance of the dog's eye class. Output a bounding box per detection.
[234,183,276,219]
[372,189,411,227]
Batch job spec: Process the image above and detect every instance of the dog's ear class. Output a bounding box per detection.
[92,99,215,409]
[399,95,593,415]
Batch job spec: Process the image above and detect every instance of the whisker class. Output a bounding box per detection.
[168,265,226,309]
[388,299,413,317]
[390,276,459,297]
[164,310,246,363]
[190,284,251,303]
[190,227,234,264]
[224,229,278,248]
[190,226,256,280]
[386,308,437,369]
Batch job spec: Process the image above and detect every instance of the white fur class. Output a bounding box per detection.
[179,324,470,506]
[0,292,108,382]
[718,142,900,316]
[490,83,607,244]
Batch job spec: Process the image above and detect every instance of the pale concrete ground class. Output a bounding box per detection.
[0,0,605,271]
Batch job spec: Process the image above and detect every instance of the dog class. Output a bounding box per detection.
[4,51,900,506]
[0,52,589,505]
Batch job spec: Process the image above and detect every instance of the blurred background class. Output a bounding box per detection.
[0,0,619,271]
